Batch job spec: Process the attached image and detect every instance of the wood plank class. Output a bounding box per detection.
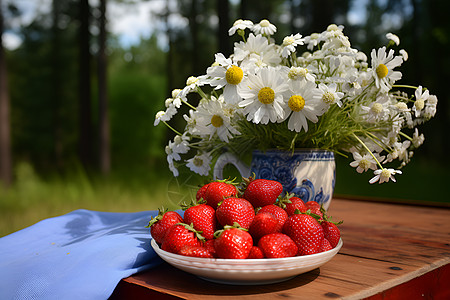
[112,197,450,300]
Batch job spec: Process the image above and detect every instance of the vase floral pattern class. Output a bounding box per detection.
[250,150,335,210]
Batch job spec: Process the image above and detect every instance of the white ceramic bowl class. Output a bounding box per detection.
[151,238,343,285]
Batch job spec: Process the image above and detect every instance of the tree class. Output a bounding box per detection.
[78,0,94,170]
[98,0,110,174]
[0,0,12,186]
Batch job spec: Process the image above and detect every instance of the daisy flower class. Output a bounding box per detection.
[349,151,384,173]
[316,83,344,108]
[412,128,425,148]
[304,33,321,51]
[234,33,280,65]
[207,53,245,104]
[360,96,390,122]
[287,67,316,82]
[281,80,323,133]
[228,19,253,36]
[371,46,403,92]
[369,168,402,184]
[252,19,277,36]
[238,67,289,124]
[281,33,304,58]
[386,33,400,46]
[179,75,208,99]
[423,94,438,119]
[412,85,429,117]
[193,96,240,143]
[186,151,212,176]
[154,111,169,126]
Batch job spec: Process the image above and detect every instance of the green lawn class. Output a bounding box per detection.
[1,156,447,237]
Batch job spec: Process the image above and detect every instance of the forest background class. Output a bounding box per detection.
[0,0,449,237]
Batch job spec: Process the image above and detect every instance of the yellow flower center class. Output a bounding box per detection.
[359,159,370,170]
[288,95,305,112]
[371,103,383,114]
[380,168,391,180]
[211,114,224,128]
[258,87,275,104]
[376,64,389,78]
[414,99,425,111]
[193,157,204,167]
[288,67,308,80]
[322,91,335,104]
[260,20,270,27]
[225,65,244,85]
[283,36,295,46]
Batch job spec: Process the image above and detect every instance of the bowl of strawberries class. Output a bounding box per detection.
[148,177,343,285]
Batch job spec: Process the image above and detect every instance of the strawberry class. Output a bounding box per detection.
[203,239,217,257]
[146,208,183,244]
[257,233,298,258]
[247,246,265,259]
[196,183,210,201]
[161,223,203,254]
[178,245,214,258]
[216,197,255,229]
[203,180,237,209]
[249,212,279,241]
[283,213,324,256]
[243,178,283,208]
[182,199,217,240]
[321,220,341,248]
[214,224,253,259]
[283,196,307,216]
[258,204,288,232]
[319,238,333,252]
[305,201,321,210]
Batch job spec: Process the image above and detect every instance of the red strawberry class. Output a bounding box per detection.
[319,238,333,252]
[203,181,237,209]
[214,225,253,259]
[249,212,279,241]
[178,245,214,258]
[283,213,324,256]
[161,223,203,254]
[196,183,210,201]
[203,239,217,257]
[216,197,255,229]
[182,200,217,240]
[258,233,298,258]
[321,221,341,248]
[258,204,288,232]
[284,196,307,216]
[305,201,320,210]
[147,208,183,244]
[247,246,265,259]
[243,179,283,207]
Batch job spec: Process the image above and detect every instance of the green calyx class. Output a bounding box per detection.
[179,198,206,211]
[176,222,206,241]
[213,222,248,239]
[145,206,167,228]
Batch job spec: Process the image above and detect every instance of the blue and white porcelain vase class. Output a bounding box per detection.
[213,149,336,210]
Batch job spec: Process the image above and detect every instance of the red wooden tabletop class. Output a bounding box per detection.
[110,197,450,300]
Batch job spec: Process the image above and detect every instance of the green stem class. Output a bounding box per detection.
[399,131,413,142]
[392,84,418,90]
[163,121,182,136]
[181,98,197,110]
[352,133,384,170]
[196,86,209,100]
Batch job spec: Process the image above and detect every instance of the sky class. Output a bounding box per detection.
[2,0,370,51]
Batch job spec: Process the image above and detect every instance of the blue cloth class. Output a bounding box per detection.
[0,209,163,300]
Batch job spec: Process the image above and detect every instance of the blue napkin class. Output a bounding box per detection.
[0,209,163,300]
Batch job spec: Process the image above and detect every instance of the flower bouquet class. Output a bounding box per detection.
[155,19,438,184]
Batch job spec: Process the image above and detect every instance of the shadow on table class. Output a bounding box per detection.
[125,262,321,297]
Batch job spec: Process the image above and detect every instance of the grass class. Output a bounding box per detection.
[1,155,447,237]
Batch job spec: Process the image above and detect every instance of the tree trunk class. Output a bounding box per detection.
[189,0,200,75]
[98,0,110,174]
[217,0,231,56]
[52,0,64,170]
[78,0,94,170]
[0,0,12,187]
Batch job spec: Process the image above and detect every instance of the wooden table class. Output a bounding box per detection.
[110,197,450,300]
